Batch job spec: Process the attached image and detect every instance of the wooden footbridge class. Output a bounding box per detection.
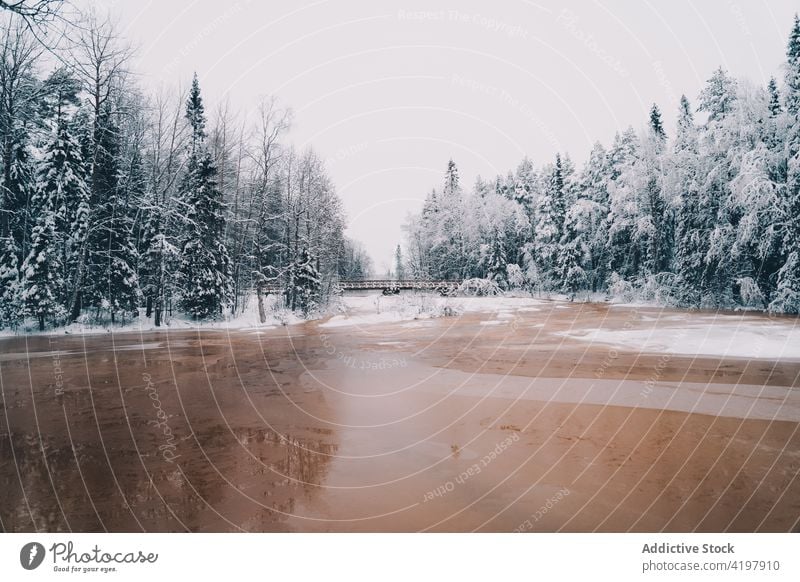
[262,280,460,295]
[339,280,460,295]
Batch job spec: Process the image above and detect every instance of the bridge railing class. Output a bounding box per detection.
[258,280,461,294]
[338,280,460,289]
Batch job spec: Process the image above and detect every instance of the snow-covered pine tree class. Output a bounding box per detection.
[483,228,508,287]
[605,127,641,280]
[698,68,739,307]
[639,103,671,276]
[0,236,20,326]
[785,14,800,115]
[649,103,667,140]
[443,158,460,197]
[533,154,566,286]
[394,244,405,280]
[33,114,90,321]
[770,14,800,313]
[722,81,786,308]
[65,170,90,319]
[0,21,40,274]
[771,251,800,313]
[290,247,321,315]
[83,109,139,322]
[768,77,782,117]
[579,142,611,290]
[561,153,579,209]
[670,95,705,305]
[699,67,738,123]
[427,159,467,280]
[0,137,34,263]
[0,137,32,326]
[498,170,515,200]
[513,157,536,209]
[22,193,63,331]
[513,158,538,268]
[178,74,232,319]
[40,67,82,129]
[473,176,492,198]
[139,211,179,326]
[556,200,593,299]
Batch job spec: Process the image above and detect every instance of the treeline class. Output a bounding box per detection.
[405,16,800,314]
[0,11,365,331]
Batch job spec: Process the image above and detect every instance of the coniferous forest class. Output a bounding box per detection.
[2,5,800,334]
[0,6,368,331]
[404,17,800,315]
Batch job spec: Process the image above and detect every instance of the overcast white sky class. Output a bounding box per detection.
[112,0,796,271]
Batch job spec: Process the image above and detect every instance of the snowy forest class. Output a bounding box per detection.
[0,6,370,331]
[3,4,800,334]
[404,16,800,315]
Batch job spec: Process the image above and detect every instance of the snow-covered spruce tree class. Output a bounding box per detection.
[0,21,41,272]
[22,191,64,331]
[768,77,782,117]
[483,228,508,287]
[756,78,790,302]
[771,14,800,313]
[66,179,90,316]
[427,159,468,280]
[605,127,640,280]
[0,138,32,326]
[771,252,800,313]
[289,247,321,315]
[139,208,179,326]
[696,68,739,307]
[670,95,705,305]
[84,110,139,323]
[0,137,34,261]
[136,101,185,328]
[637,103,672,277]
[533,154,566,287]
[723,82,785,308]
[443,158,460,196]
[560,154,579,209]
[785,14,800,115]
[578,142,611,290]
[0,237,21,326]
[474,176,492,198]
[513,157,536,210]
[556,201,592,299]
[394,244,405,280]
[177,75,232,319]
[32,115,91,321]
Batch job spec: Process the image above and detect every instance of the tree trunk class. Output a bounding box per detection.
[67,243,88,323]
[256,281,267,324]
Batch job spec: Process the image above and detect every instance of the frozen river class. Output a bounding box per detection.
[1,296,799,532]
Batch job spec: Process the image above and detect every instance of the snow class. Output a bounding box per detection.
[320,311,423,328]
[317,294,550,329]
[0,295,303,337]
[560,315,800,360]
[319,294,437,328]
[453,297,548,312]
[4,286,799,367]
